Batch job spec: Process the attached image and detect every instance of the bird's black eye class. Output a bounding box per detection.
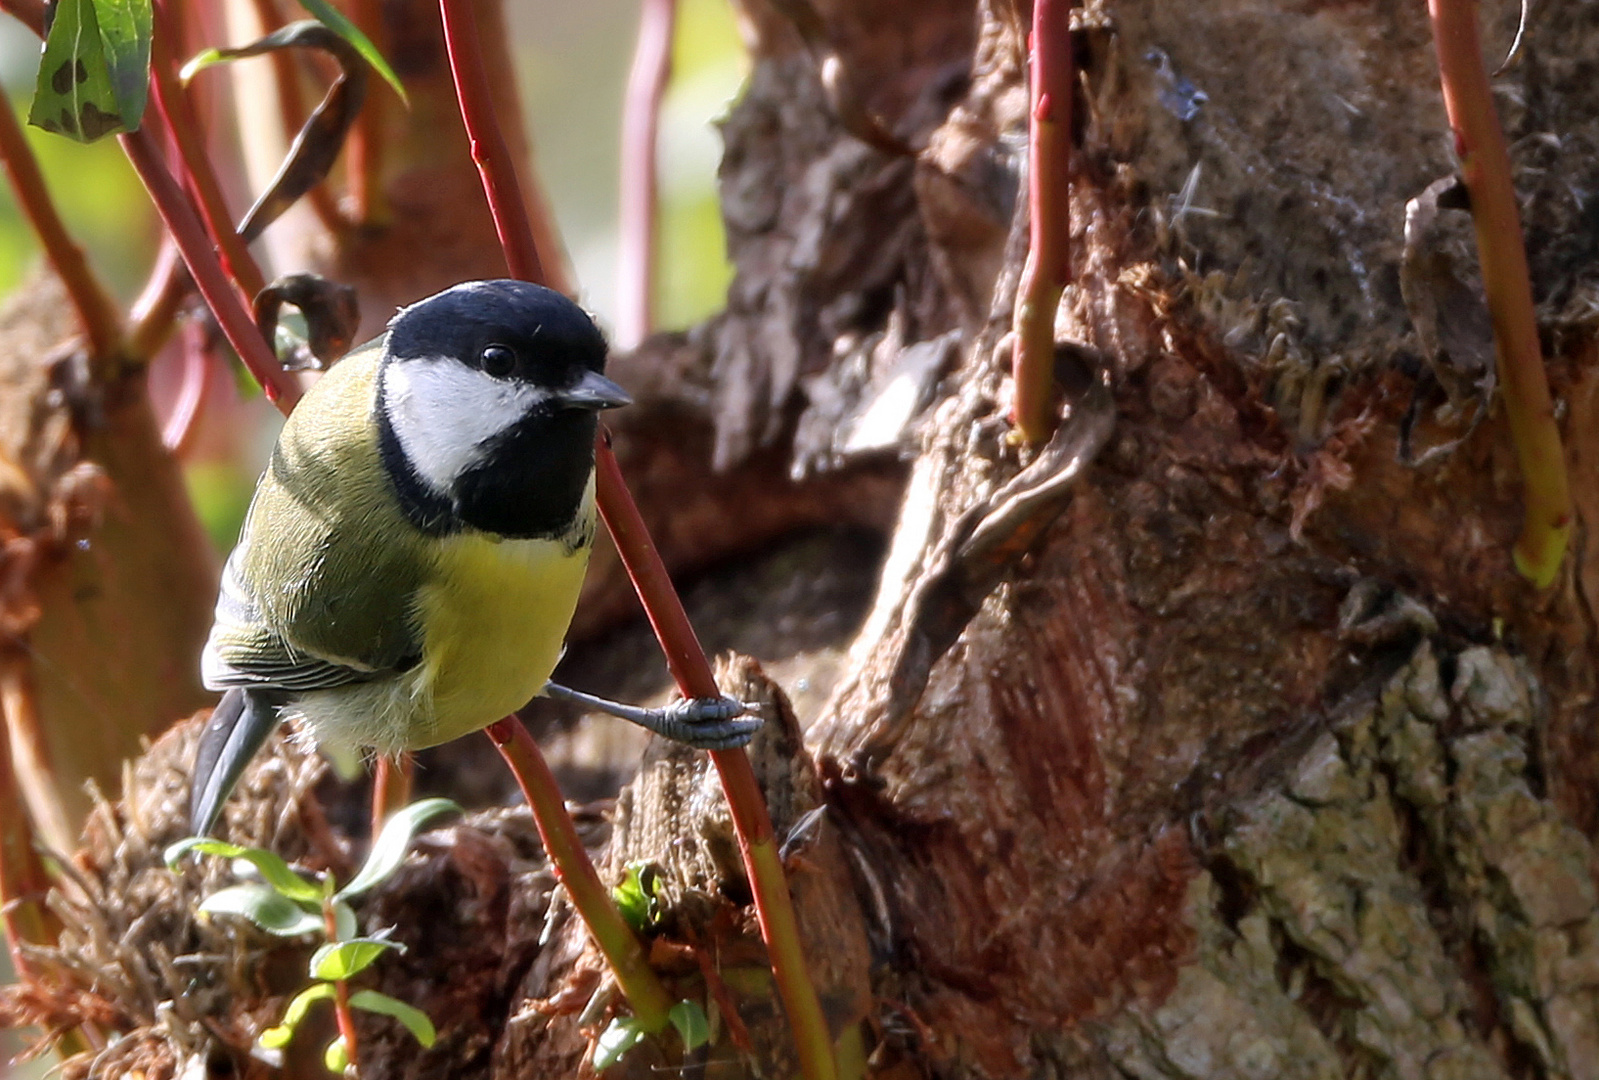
[480,344,517,378]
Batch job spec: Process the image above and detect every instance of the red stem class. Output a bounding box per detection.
[437,0,545,286]
[162,317,213,455]
[486,716,673,1028]
[0,93,124,360]
[0,0,41,35]
[437,5,834,1074]
[1010,0,1073,445]
[120,124,300,411]
[150,1,268,300]
[616,0,676,349]
[128,237,189,359]
[1426,0,1570,586]
[322,901,361,1067]
[593,443,836,1080]
[345,0,387,225]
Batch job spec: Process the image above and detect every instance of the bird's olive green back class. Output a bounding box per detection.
[237,344,428,674]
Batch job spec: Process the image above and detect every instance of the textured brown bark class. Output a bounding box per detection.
[12,0,1599,1078]
[0,275,216,849]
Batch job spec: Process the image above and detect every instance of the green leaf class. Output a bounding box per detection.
[178,47,226,85]
[324,1034,350,1074]
[612,862,662,933]
[336,798,460,901]
[310,938,395,981]
[165,837,324,904]
[294,0,408,105]
[258,982,336,1049]
[349,990,436,1048]
[592,1016,646,1072]
[200,884,325,938]
[29,0,152,142]
[668,1000,709,1051]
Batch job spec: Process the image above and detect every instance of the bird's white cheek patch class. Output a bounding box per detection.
[382,357,547,493]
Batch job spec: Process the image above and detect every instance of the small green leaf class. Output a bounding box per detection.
[349,990,436,1048]
[669,1000,709,1051]
[592,1016,646,1072]
[179,47,226,85]
[164,837,323,904]
[324,1034,350,1074]
[612,862,662,933]
[310,938,395,981]
[200,884,325,937]
[294,0,408,105]
[258,982,336,1049]
[29,0,151,142]
[336,798,460,901]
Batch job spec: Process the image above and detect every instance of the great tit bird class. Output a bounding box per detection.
[191,280,761,836]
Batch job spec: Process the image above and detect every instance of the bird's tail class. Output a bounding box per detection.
[190,687,285,836]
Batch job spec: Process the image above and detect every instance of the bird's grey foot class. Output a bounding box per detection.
[542,682,763,749]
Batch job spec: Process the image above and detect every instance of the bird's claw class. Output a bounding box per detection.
[655,695,764,749]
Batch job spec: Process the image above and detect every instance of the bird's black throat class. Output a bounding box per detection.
[377,402,597,542]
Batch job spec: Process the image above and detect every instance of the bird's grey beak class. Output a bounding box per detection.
[554,369,632,411]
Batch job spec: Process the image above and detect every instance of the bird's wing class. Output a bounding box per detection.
[203,545,402,692]
[202,346,428,694]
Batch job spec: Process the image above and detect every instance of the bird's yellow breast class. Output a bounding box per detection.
[408,523,592,748]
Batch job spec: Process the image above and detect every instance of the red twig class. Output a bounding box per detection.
[438,5,834,1074]
[128,237,189,359]
[370,753,413,832]
[120,123,300,411]
[0,92,124,361]
[486,716,673,1028]
[592,445,836,1080]
[437,0,545,286]
[162,317,213,455]
[1426,0,1570,586]
[0,0,41,36]
[616,0,676,349]
[1010,0,1072,445]
[150,1,268,300]
[345,0,388,225]
[322,901,362,1069]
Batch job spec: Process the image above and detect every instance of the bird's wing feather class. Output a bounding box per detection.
[202,347,430,693]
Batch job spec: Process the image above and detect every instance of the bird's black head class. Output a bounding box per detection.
[376,280,630,540]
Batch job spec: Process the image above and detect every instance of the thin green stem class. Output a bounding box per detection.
[1011,0,1072,446]
[1427,0,1570,586]
[486,716,673,1030]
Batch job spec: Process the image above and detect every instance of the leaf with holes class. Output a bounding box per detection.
[29,0,151,142]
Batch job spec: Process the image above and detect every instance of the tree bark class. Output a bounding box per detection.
[13,1,1599,1078]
